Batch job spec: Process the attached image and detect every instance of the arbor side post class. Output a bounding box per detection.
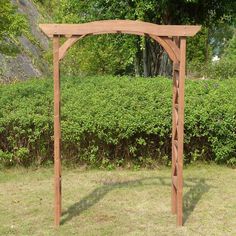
[176,37,186,226]
[53,35,61,227]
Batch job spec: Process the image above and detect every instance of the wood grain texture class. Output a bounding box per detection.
[150,35,179,62]
[53,36,61,227]
[176,37,186,226]
[171,36,180,217]
[39,20,201,38]
[162,37,180,61]
[59,35,86,61]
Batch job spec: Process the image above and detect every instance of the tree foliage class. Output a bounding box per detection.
[53,0,236,77]
[204,32,236,80]
[0,0,27,40]
[223,33,236,62]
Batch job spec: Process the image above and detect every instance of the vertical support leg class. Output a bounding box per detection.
[53,35,61,227]
[176,37,186,226]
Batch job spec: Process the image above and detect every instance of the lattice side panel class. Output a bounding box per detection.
[171,59,180,214]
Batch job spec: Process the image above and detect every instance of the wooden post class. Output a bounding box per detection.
[53,35,61,227]
[176,37,186,226]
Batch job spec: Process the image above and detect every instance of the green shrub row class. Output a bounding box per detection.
[205,60,236,80]
[0,76,235,167]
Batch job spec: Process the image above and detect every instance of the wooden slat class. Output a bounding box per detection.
[39,20,201,38]
[175,162,178,172]
[173,140,178,146]
[172,176,178,189]
[173,63,180,71]
[174,143,178,160]
[175,108,178,123]
[173,127,178,142]
[171,45,179,214]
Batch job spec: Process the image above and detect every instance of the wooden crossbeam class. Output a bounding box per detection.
[39,20,201,37]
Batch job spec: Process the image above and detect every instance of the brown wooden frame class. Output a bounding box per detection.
[39,20,201,227]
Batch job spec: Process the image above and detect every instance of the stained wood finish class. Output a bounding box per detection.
[170,36,186,226]
[162,37,180,61]
[39,20,201,37]
[176,37,186,226]
[59,35,87,61]
[171,37,179,216]
[171,75,178,214]
[53,36,61,227]
[149,35,179,62]
[39,20,200,228]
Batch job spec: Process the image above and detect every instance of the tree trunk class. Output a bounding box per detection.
[134,53,141,77]
[205,27,209,63]
[143,37,149,77]
[141,37,172,77]
[159,53,172,77]
[134,37,142,77]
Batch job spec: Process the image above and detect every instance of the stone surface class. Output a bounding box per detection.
[0,0,50,82]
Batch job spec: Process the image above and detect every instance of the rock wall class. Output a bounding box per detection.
[0,0,50,82]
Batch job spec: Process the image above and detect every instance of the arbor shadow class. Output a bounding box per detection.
[60,178,144,225]
[61,176,211,225]
[183,178,210,224]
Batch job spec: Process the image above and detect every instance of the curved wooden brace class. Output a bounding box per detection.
[162,37,180,61]
[149,35,179,63]
[59,35,87,61]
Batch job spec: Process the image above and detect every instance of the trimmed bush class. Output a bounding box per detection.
[0,76,235,167]
[205,60,236,80]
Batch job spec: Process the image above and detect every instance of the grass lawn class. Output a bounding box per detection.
[0,164,235,236]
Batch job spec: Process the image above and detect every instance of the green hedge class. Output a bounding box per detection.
[0,76,235,167]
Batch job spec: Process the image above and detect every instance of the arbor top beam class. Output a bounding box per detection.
[39,20,201,38]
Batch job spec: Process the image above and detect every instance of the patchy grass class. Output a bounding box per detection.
[0,164,235,235]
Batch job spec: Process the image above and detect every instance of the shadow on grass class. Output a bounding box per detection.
[61,176,211,225]
[183,178,210,224]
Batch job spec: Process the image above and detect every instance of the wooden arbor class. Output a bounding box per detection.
[39,20,201,227]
